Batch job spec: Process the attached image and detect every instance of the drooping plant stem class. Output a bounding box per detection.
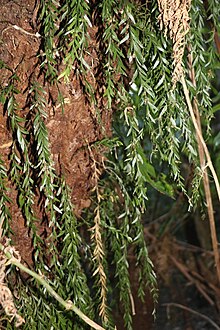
[181,76,220,284]
[181,77,220,203]
[0,243,105,330]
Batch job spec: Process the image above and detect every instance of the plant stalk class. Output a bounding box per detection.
[181,76,220,284]
[181,76,220,202]
[0,243,105,330]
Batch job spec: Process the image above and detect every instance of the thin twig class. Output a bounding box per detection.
[162,303,220,330]
[0,21,41,38]
[175,239,213,255]
[170,255,214,305]
[0,243,105,330]
[11,24,41,38]
[129,289,136,316]
[190,269,220,297]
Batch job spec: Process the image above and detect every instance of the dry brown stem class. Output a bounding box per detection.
[181,77,220,200]
[185,50,220,285]
[181,76,220,284]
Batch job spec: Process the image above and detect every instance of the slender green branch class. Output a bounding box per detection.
[0,243,105,330]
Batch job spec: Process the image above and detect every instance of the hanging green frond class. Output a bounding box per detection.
[55,178,94,320]
[39,0,60,80]
[0,157,12,237]
[1,74,41,248]
[57,0,91,82]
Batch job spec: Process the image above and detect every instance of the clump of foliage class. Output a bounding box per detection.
[0,0,220,329]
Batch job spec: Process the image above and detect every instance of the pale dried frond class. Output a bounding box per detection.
[88,146,108,323]
[158,0,191,86]
[0,242,25,327]
[91,206,108,323]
